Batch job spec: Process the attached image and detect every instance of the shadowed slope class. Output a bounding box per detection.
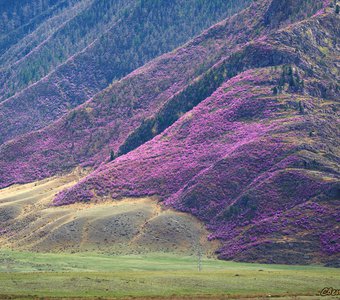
[0,0,89,67]
[0,0,252,143]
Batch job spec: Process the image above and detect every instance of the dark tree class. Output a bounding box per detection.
[110,150,115,161]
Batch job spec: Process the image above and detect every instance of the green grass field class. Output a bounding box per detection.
[0,249,339,299]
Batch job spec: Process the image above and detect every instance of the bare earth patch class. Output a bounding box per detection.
[0,170,218,256]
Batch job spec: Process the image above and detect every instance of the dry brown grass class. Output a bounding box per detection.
[0,171,218,256]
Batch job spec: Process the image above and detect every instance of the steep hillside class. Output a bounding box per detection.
[0,0,251,143]
[0,0,270,187]
[54,3,339,265]
[0,0,95,88]
[0,0,339,266]
[0,0,68,36]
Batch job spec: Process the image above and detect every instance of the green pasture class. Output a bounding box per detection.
[0,249,338,299]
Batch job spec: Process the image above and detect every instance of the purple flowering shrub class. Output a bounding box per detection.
[54,69,279,204]
[54,188,94,206]
[0,0,275,189]
[321,229,340,255]
[54,62,340,263]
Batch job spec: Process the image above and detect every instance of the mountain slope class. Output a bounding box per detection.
[0,0,252,143]
[0,0,87,66]
[0,0,270,187]
[54,2,339,265]
[0,0,339,266]
[0,0,71,38]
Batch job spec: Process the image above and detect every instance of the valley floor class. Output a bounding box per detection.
[0,250,338,300]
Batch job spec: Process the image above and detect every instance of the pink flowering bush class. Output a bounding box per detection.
[54,64,340,264]
[0,0,273,189]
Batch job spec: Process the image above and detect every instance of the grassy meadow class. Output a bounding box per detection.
[0,249,339,299]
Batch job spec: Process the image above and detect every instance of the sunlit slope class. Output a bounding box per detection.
[0,172,217,255]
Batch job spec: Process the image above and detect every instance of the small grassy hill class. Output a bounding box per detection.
[0,171,217,256]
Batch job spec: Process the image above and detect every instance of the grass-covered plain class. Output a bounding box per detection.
[0,249,339,299]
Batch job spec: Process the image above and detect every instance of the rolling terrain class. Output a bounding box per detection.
[0,0,339,270]
[0,170,217,255]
